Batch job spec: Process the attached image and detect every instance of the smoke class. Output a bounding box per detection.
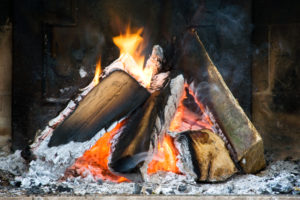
[196,3,253,115]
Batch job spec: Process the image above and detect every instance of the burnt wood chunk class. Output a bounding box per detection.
[48,70,150,147]
[109,72,184,181]
[176,129,237,182]
[178,30,266,173]
[109,91,161,180]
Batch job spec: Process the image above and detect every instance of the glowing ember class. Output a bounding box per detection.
[65,120,129,183]
[112,26,154,88]
[92,57,102,86]
[169,83,213,132]
[147,134,181,174]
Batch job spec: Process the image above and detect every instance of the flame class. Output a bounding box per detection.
[147,134,181,174]
[92,57,102,86]
[112,26,154,88]
[169,83,213,132]
[65,120,129,183]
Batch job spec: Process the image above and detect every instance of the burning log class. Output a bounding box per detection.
[175,129,237,182]
[178,29,266,173]
[109,72,184,181]
[48,70,150,147]
[108,91,162,181]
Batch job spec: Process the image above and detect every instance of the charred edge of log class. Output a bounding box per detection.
[176,129,237,182]
[109,71,184,181]
[193,29,266,173]
[176,132,202,180]
[177,30,239,165]
[140,72,185,180]
[48,70,150,147]
[205,105,242,172]
[109,91,161,179]
[178,29,265,173]
[182,86,237,166]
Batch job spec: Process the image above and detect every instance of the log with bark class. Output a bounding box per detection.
[177,29,266,174]
[175,129,237,182]
[48,70,150,147]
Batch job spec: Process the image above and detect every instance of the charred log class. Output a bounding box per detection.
[108,91,162,181]
[109,72,184,181]
[176,129,237,182]
[48,70,150,147]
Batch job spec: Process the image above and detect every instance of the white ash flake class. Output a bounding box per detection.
[173,135,198,181]
[59,87,71,94]
[79,67,87,78]
[0,150,26,176]
[17,127,107,188]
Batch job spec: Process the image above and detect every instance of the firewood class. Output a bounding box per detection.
[48,70,150,147]
[108,91,162,181]
[176,129,237,182]
[177,29,266,173]
[109,72,184,181]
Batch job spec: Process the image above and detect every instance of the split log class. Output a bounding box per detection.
[175,129,237,182]
[48,70,150,147]
[108,91,162,181]
[178,29,266,173]
[109,72,184,181]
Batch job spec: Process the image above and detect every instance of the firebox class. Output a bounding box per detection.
[0,0,299,197]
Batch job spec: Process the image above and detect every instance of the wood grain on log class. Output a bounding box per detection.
[177,29,266,173]
[176,129,237,182]
[48,70,150,147]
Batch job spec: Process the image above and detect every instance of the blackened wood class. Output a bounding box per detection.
[109,72,184,181]
[48,70,150,147]
[176,129,237,182]
[109,91,162,181]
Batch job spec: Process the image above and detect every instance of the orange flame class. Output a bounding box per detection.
[169,83,213,132]
[65,120,129,183]
[92,57,102,86]
[112,26,154,88]
[147,134,181,174]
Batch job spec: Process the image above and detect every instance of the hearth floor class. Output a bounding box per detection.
[0,152,299,196]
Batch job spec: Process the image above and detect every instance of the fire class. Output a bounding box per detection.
[169,83,213,132]
[79,57,102,91]
[92,57,102,86]
[65,120,129,183]
[112,26,154,88]
[147,134,181,174]
[147,83,214,175]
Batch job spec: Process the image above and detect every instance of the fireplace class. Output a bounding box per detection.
[0,0,299,197]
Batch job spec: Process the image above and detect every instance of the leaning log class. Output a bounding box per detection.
[178,29,266,173]
[48,70,150,147]
[109,72,184,181]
